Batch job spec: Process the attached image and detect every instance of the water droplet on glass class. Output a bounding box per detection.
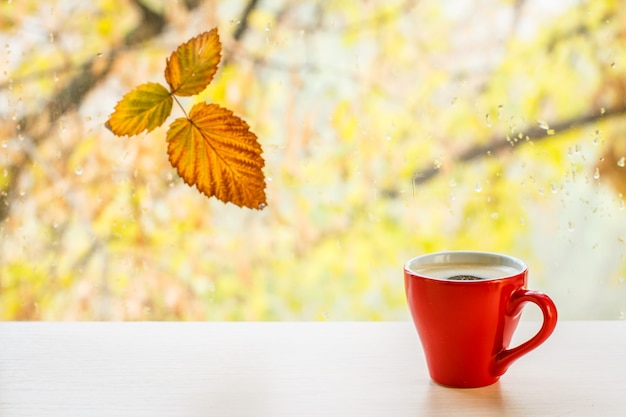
[611,62,616,69]
[618,276,625,284]
[474,182,482,193]
[485,113,491,128]
[618,157,625,167]
[593,130,601,145]
[1,141,7,149]
[265,23,271,31]
[619,200,624,210]
[551,182,559,194]
[619,311,625,320]
[593,167,600,180]
[601,107,606,115]
[53,72,59,83]
[497,105,503,119]
[451,97,458,105]
[568,221,574,232]
[385,133,391,141]
[538,120,549,130]
[74,165,84,176]
[49,32,54,43]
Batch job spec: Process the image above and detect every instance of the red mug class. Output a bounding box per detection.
[404,251,558,388]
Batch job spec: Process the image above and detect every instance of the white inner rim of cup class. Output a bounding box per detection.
[405,251,526,280]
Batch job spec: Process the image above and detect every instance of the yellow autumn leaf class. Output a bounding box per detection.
[166,102,266,209]
[106,82,172,137]
[164,29,221,96]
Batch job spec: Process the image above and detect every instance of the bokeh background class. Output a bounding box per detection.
[1,0,625,320]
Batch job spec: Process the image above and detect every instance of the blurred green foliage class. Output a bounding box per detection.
[1,0,626,320]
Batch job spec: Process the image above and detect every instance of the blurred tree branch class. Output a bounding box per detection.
[222,0,261,68]
[410,105,626,187]
[402,2,626,192]
[233,0,261,42]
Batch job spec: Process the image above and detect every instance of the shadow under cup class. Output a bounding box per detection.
[404,251,558,388]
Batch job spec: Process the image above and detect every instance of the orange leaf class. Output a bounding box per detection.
[164,29,221,96]
[166,103,267,209]
[106,82,173,137]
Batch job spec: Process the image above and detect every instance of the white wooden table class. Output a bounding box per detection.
[1,321,624,416]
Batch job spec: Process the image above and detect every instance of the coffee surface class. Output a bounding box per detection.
[447,274,485,280]
[411,262,519,280]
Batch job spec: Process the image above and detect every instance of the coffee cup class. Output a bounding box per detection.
[404,251,558,388]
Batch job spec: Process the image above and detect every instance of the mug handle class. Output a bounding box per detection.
[492,289,558,377]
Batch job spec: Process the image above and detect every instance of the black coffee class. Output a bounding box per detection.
[446,274,486,281]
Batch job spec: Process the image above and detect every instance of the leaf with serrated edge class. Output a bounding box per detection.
[106,82,173,137]
[166,103,266,209]
[164,29,221,97]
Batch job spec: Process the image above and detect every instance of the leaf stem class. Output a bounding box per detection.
[173,95,189,119]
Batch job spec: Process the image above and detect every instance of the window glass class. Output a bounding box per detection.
[1,0,624,320]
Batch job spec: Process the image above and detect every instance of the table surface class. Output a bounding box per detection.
[1,321,624,417]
